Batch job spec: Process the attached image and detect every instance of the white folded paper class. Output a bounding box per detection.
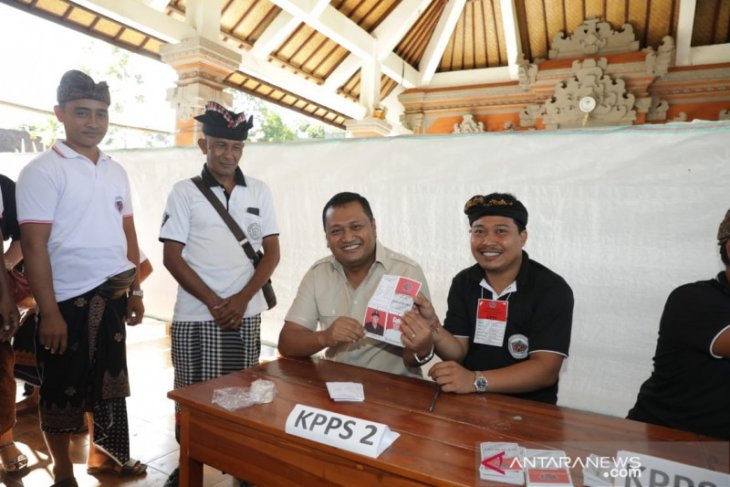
[285,404,399,458]
[326,382,365,402]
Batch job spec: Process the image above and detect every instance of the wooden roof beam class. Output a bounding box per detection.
[500,0,522,80]
[691,44,730,65]
[72,0,195,43]
[238,52,366,119]
[419,0,467,86]
[185,0,223,40]
[141,0,170,11]
[675,0,696,66]
[250,10,301,59]
[269,0,373,59]
[324,0,429,91]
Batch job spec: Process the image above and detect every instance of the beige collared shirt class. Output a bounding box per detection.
[285,243,430,378]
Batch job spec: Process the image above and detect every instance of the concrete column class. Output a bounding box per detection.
[160,37,241,146]
[344,117,392,137]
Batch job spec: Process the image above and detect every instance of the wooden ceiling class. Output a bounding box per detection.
[3,0,729,129]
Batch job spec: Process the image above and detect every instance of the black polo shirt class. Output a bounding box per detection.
[628,272,730,439]
[444,251,574,404]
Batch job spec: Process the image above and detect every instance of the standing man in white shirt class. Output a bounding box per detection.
[17,70,147,486]
[159,101,280,487]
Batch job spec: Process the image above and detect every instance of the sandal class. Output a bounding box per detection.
[87,457,147,477]
[0,441,29,473]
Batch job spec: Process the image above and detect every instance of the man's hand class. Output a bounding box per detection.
[428,361,475,394]
[126,295,144,326]
[38,309,69,354]
[399,308,433,355]
[212,292,251,330]
[318,317,364,347]
[0,293,19,343]
[413,292,439,329]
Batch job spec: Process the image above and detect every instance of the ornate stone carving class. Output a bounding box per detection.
[167,84,232,121]
[518,55,539,90]
[520,104,543,128]
[644,36,674,77]
[646,97,669,121]
[634,97,651,114]
[542,58,637,129]
[719,109,730,121]
[549,17,640,60]
[401,113,424,133]
[672,112,687,122]
[452,114,484,134]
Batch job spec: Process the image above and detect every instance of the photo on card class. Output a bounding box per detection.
[363,275,422,347]
[363,307,386,336]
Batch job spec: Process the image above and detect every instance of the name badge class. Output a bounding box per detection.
[474,299,508,347]
[285,404,399,458]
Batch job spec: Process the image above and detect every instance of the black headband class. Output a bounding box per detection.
[464,193,528,227]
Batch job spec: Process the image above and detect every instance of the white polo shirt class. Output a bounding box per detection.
[16,141,135,301]
[159,166,279,321]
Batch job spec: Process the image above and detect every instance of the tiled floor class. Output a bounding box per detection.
[2,318,274,487]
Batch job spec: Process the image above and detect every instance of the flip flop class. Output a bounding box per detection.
[87,458,147,476]
[0,441,29,473]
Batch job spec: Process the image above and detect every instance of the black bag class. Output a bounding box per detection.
[191,176,276,310]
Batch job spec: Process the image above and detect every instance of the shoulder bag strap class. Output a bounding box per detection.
[190,176,261,266]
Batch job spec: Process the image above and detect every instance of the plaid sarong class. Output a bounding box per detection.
[171,315,261,414]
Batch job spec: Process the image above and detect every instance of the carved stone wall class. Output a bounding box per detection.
[452,115,484,133]
[398,16,730,135]
[549,18,640,59]
[542,58,637,129]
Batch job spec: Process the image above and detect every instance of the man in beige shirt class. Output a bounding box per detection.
[278,192,434,377]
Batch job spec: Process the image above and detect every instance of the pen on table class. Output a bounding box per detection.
[428,385,441,412]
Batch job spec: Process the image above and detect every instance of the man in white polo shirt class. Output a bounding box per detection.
[17,70,146,486]
[160,101,279,487]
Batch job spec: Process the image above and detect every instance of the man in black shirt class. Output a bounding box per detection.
[400,193,573,404]
[627,209,730,439]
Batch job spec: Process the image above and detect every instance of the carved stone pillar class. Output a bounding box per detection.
[160,36,241,146]
[344,117,392,137]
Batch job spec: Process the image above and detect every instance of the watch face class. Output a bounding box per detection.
[475,376,488,392]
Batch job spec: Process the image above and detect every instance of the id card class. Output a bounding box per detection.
[474,299,508,346]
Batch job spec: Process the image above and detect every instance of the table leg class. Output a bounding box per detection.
[179,408,203,487]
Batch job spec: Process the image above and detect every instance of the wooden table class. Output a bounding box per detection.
[168,357,727,486]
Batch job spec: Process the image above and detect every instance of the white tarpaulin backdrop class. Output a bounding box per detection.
[2,121,728,418]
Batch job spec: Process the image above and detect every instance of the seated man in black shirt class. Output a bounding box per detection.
[627,209,730,439]
[400,193,574,404]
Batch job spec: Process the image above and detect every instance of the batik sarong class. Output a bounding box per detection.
[37,270,135,464]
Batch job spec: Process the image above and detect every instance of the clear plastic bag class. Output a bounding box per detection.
[212,379,277,411]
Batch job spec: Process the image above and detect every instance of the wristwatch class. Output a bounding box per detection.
[473,371,488,393]
[413,345,435,365]
[129,289,144,298]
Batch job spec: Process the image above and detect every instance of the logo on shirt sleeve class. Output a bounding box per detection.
[248,222,262,240]
[161,212,170,228]
[507,334,529,359]
[115,196,124,213]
